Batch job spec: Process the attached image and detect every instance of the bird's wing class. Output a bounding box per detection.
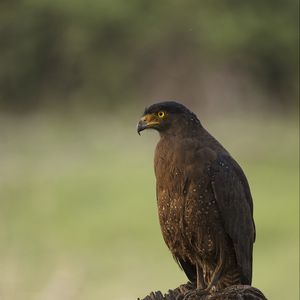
[210,154,256,284]
[178,258,197,283]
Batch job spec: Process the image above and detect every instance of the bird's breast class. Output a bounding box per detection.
[154,139,222,262]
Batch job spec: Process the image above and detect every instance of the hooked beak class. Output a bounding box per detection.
[137,115,160,135]
[137,118,147,135]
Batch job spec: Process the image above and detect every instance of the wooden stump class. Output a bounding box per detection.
[139,282,267,300]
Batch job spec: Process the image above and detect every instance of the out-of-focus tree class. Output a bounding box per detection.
[0,0,297,112]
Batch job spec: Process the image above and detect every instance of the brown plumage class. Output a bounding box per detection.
[137,101,255,293]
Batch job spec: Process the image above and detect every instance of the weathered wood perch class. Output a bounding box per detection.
[139,282,267,300]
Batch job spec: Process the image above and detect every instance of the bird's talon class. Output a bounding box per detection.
[194,288,209,298]
[183,288,209,300]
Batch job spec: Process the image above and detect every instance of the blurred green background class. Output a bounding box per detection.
[0,1,298,300]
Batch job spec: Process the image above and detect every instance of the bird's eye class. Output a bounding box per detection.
[158,111,165,118]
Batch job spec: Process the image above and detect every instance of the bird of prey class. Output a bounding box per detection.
[137,101,255,294]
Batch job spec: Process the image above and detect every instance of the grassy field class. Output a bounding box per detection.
[0,111,298,300]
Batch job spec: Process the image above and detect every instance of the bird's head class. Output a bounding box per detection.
[137,101,201,136]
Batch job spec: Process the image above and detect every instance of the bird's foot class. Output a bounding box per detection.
[182,288,209,300]
[178,281,196,294]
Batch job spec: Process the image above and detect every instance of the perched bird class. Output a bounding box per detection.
[137,101,255,294]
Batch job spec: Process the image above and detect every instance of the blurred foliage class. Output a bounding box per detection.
[0,0,298,112]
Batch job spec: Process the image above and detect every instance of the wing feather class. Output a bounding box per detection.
[210,155,255,284]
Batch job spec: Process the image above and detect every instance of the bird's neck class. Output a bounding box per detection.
[159,121,204,139]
